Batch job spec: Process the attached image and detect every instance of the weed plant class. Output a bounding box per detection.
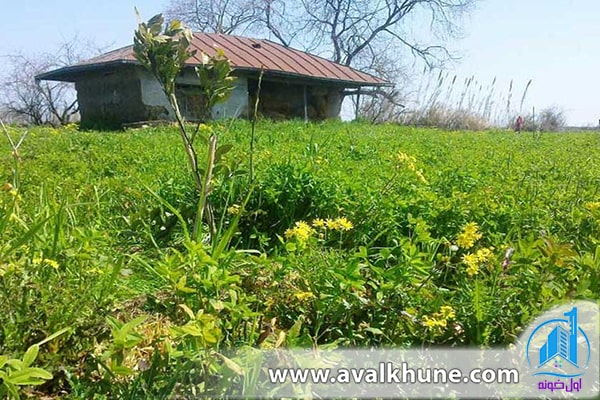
[1,120,599,397]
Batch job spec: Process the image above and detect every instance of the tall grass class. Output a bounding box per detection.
[409,72,534,129]
[361,71,534,130]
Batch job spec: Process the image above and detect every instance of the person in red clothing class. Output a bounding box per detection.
[515,115,524,133]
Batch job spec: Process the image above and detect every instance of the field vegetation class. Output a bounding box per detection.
[1,119,599,398]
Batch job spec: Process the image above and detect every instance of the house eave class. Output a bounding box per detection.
[35,60,141,82]
[235,67,393,88]
[36,61,392,88]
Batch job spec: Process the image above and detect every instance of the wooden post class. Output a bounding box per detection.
[303,85,308,123]
[355,86,361,120]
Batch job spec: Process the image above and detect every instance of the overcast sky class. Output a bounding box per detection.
[2,0,599,126]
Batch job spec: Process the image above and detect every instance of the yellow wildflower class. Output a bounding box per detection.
[456,222,482,249]
[227,204,241,215]
[325,217,353,231]
[423,315,447,328]
[475,247,493,263]
[32,257,59,270]
[335,217,353,231]
[396,152,416,164]
[462,253,480,276]
[584,202,600,213]
[325,218,339,230]
[395,152,427,184]
[415,170,428,184]
[466,264,479,276]
[197,123,213,134]
[461,247,494,276]
[294,221,313,241]
[284,228,295,239]
[285,221,315,242]
[423,305,456,329]
[439,306,456,320]
[396,152,409,162]
[294,291,315,301]
[312,218,326,228]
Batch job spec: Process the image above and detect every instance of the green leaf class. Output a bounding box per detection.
[175,275,196,293]
[22,345,39,368]
[364,327,384,335]
[0,355,8,369]
[285,242,297,252]
[8,367,53,386]
[215,144,233,162]
[214,352,244,376]
[1,215,52,260]
[212,188,253,260]
[6,359,24,370]
[178,303,196,320]
[111,365,134,376]
[287,316,304,342]
[0,373,20,399]
[179,324,204,337]
[202,327,219,344]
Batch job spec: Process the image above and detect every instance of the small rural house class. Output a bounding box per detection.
[37,33,390,128]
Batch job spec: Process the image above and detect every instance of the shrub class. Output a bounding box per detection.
[537,106,566,132]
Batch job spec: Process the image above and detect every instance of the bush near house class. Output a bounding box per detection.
[1,120,599,398]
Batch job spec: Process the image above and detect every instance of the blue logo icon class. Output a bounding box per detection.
[526,307,591,379]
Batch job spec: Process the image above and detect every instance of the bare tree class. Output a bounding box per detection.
[0,36,106,126]
[537,106,566,132]
[164,0,475,121]
[166,0,474,69]
[164,0,260,34]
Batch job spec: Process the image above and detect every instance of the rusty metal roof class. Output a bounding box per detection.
[37,32,390,87]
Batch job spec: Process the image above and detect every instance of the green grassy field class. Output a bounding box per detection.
[1,120,599,398]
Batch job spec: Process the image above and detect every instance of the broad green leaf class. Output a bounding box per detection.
[111,365,134,376]
[22,345,39,368]
[0,355,8,369]
[178,303,196,320]
[8,367,53,386]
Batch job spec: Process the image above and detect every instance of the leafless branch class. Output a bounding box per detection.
[163,0,475,122]
[1,36,106,125]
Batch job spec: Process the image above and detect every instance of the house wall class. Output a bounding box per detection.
[213,76,249,119]
[139,71,173,119]
[75,67,165,129]
[326,88,343,118]
[248,79,343,120]
[139,69,249,120]
[75,66,343,128]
